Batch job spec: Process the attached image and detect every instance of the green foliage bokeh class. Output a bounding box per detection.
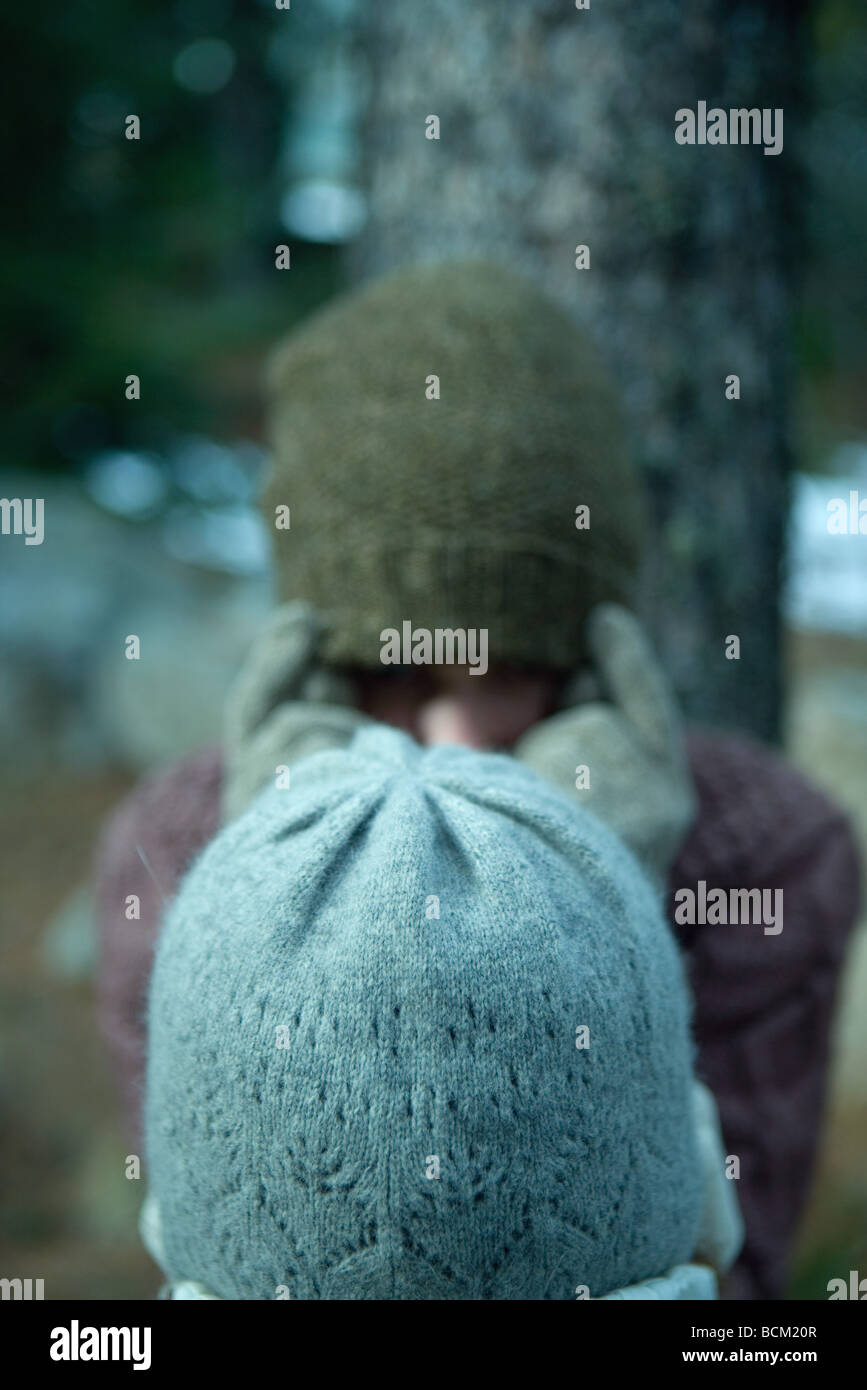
[0,0,338,473]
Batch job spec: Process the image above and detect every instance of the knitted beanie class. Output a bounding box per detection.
[145,725,702,1300]
[262,261,645,672]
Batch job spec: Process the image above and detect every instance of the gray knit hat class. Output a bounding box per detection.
[145,726,702,1300]
[263,261,645,672]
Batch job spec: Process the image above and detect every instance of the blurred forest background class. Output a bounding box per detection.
[1,0,866,1298]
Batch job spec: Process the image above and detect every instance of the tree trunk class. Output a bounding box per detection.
[347,0,809,742]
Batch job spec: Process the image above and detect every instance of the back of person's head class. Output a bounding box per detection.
[263,260,645,675]
[145,725,704,1300]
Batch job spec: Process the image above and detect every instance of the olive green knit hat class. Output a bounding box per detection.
[263,260,645,672]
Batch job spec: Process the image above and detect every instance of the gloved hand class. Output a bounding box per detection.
[222,601,370,822]
[513,603,696,886]
[691,1080,744,1277]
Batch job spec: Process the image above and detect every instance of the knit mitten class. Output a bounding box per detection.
[222,601,369,822]
[691,1080,744,1275]
[514,603,696,886]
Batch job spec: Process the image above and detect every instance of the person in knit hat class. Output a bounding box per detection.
[141,725,740,1301]
[263,260,644,675]
[93,260,860,1299]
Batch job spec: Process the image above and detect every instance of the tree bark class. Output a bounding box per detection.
[347,0,809,742]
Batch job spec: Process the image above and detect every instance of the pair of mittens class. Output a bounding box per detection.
[225,599,696,889]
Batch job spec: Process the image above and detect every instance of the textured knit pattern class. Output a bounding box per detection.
[263,261,645,672]
[145,726,701,1300]
[93,729,861,1297]
[670,728,861,1301]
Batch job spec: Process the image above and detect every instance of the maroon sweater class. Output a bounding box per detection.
[93,730,860,1300]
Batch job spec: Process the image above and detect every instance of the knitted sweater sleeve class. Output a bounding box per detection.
[670,729,861,1300]
[92,747,222,1149]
